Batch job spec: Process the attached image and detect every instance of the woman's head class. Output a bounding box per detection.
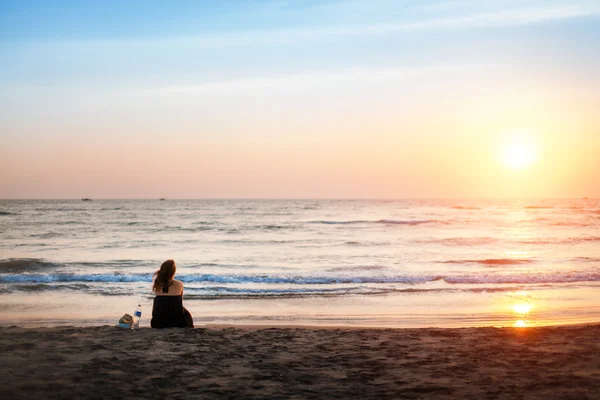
[153,259,176,291]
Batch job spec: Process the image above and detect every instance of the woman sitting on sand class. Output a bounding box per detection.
[151,259,194,328]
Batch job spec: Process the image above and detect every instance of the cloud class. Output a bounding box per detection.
[404,3,599,30]
[142,65,465,96]
[14,1,599,51]
[154,3,600,47]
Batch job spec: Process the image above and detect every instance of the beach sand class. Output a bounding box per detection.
[1,324,599,399]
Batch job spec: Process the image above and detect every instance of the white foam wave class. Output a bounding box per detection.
[2,271,599,285]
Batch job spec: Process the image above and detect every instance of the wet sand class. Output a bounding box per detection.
[1,324,599,399]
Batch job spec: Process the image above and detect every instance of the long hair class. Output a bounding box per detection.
[153,259,176,292]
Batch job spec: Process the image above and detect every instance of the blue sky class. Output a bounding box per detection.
[1,0,599,198]
[2,0,599,85]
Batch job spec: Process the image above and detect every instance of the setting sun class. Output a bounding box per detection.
[501,141,537,170]
[512,303,533,315]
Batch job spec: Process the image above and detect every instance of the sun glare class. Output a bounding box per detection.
[499,131,538,170]
[512,303,532,314]
[514,320,528,328]
[502,143,537,169]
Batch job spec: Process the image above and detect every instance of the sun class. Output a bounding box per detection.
[500,132,538,170]
[512,303,532,315]
[502,144,536,169]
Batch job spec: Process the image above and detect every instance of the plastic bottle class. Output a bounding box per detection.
[132,304,142,330]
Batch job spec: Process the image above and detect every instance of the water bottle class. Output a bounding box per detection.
[132,304,142,330]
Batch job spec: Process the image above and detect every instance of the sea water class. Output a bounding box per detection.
[0,199,598,328]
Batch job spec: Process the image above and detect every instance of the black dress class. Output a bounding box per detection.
[151,285,194,328]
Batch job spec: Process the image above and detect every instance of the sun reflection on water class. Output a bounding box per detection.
[514,319,527,328]
[512,300,533,327]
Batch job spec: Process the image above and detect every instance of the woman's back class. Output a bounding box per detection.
[153,279,184,296]
[151,260,193,328]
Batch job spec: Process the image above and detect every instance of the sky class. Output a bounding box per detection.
[1,0,599,199]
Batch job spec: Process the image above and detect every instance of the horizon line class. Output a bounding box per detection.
[0,197,595,201]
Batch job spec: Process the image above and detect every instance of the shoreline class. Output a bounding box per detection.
[2,324,599,399]
[3,319,599,331]
[3,314,599,330]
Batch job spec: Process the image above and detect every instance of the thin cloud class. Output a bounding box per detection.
[143,65,467,96]
[403,4,599,30]
[153,3,600,46]
[16,2,599,50]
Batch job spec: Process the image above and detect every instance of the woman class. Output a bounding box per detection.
[151,259,194,328]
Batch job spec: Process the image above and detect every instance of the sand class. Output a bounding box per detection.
[1,324,599,399]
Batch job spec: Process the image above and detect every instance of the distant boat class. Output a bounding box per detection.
[159,198,166,201]
[81,198,92,201]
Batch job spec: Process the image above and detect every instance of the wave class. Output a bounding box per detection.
[0,259,58,273]
[2,283,546,298]
[10,283,91,292]
[0,211,14,216]
[421,237,497,246]
[571,256,600,263]
[312,219,439,226]
[379,219,437,225]
[517,236,600,245]
[55,220,83,225]
[249,224,290,230]
[161,226,216,233]
[341,240,391,247]
[185,286,391,296]
[442,258,534,266]
[75,259,153,268]
[443,272,600,284]
[34,207,91,212]
[7,283,131,296]
[29,232,62,239]
[0,272,151,284]
[543,220,594,227]
[218,239,305,245]
[192,221,222,225]
[0,258,155,273]
[158,223,297,233]
[525,205,554,209]
[313,220,369,225]
[2,270,599,285]
[326,265,387,272]
[180,285,535,299]
[0,272,430,285]
[450,206,481,210]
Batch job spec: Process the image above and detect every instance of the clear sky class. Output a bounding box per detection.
[1,0,599,199]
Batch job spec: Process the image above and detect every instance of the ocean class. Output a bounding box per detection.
[1,199,598,328]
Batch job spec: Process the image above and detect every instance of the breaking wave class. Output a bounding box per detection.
[2,270,599,285]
